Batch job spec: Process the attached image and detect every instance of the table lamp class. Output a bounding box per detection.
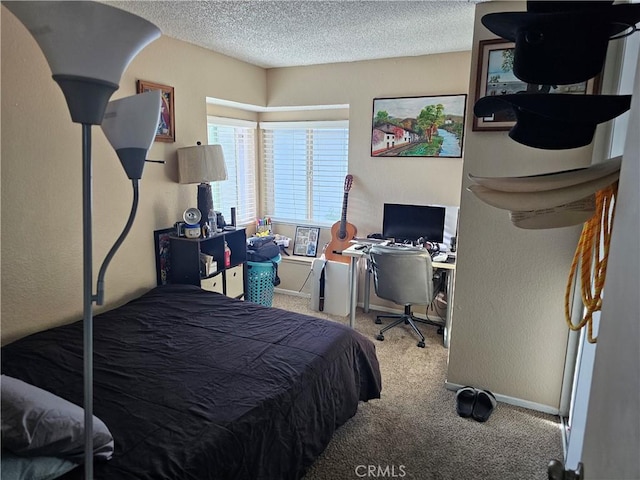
[178,143,228,231]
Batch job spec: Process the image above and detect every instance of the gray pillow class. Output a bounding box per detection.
[1,375,114,461]
[1,450,78,480]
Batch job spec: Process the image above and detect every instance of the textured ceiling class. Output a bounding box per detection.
[105,1,479,69]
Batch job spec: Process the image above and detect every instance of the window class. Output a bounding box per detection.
[261,121,349,225]
[207,116,257,226]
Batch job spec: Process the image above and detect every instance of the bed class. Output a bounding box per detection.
[1,284,382,479]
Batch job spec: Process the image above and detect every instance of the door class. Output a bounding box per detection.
[563,34,639,479]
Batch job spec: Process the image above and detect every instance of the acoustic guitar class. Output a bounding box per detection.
[324,175,357,264]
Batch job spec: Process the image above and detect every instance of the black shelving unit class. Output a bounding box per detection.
[169,228,247,299]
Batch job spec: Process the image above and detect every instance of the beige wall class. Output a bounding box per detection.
[0,1,586,412]
[446,2,594,410]
[267,53,471,239]
[265,54,471,298]
[1,7,469,345]
[1,8,266,344]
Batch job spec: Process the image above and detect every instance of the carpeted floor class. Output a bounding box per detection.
[271,293,563,480]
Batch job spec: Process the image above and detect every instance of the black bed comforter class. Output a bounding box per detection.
[1,285,382,479]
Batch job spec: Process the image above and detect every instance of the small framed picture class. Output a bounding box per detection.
[136,80,175,142]
[153,227,174,285]
[293,226,320,257]
[473,39,601,131]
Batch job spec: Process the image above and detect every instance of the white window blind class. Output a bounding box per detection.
[207,116,257,226]
[261,121,349,225]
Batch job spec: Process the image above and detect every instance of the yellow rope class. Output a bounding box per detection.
[564,181,618,343]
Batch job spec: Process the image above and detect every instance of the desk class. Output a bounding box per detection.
[343,244,456,348]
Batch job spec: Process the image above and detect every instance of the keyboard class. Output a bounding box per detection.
[350,237,387,245]
[431,252,448,262]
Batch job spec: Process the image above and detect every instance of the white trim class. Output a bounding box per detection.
[206,96,348,113]
[260,120,349,129]
[280,255,315,265]
[207,115,257,128]
[273,288,311,298]
[444,381,561,416]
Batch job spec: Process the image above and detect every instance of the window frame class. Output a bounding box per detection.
[260,120,349,226]
[206,115,258,227]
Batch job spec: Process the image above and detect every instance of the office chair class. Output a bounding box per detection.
[369,244,443,348]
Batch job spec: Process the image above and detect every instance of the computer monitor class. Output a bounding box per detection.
[382,203,446,244]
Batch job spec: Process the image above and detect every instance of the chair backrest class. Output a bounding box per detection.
[369,244,435,306]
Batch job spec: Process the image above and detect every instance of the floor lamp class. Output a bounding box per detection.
[98,90,162,303]
[3,2,161,478]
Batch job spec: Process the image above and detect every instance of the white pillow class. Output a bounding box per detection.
[1,451,78,480]
[1,375,114,461]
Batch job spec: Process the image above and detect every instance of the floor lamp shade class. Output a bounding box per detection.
[101,91,162,180]
[178,145,228,228]
[3,1,161,125]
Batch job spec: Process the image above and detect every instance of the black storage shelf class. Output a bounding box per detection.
[168,228,247,297]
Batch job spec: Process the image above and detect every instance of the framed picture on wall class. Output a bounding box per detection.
[136,80,175,142]
[473,39,601,131]
[371,94,467,158]
[293,226,320,257]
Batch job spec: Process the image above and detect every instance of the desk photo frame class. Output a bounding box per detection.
[293,226,320,257]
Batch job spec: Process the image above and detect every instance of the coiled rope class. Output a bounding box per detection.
[564,181,618,343]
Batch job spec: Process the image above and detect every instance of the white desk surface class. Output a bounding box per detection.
[342,242,456,347]
[343,243,456,270]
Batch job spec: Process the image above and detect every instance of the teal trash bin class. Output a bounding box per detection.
[246,254,281,307]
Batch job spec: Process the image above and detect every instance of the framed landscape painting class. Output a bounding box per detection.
[371,94,467,158]
[473,39,601,131]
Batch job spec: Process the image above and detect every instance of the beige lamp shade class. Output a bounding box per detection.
[177,144,228,184]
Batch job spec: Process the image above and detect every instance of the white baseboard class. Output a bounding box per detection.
[274,288,310,298]
[444,381,560,416]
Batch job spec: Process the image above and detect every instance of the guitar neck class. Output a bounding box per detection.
[338,192,349,237]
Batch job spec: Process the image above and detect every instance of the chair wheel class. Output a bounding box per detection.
[417,341,425,348]
[437,327,444,335]
[376,334,384,341]
[375,318,382,324]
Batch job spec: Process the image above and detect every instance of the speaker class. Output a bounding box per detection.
[183,207,201,225]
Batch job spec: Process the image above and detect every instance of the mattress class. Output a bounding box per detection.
[1,284,382,479]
